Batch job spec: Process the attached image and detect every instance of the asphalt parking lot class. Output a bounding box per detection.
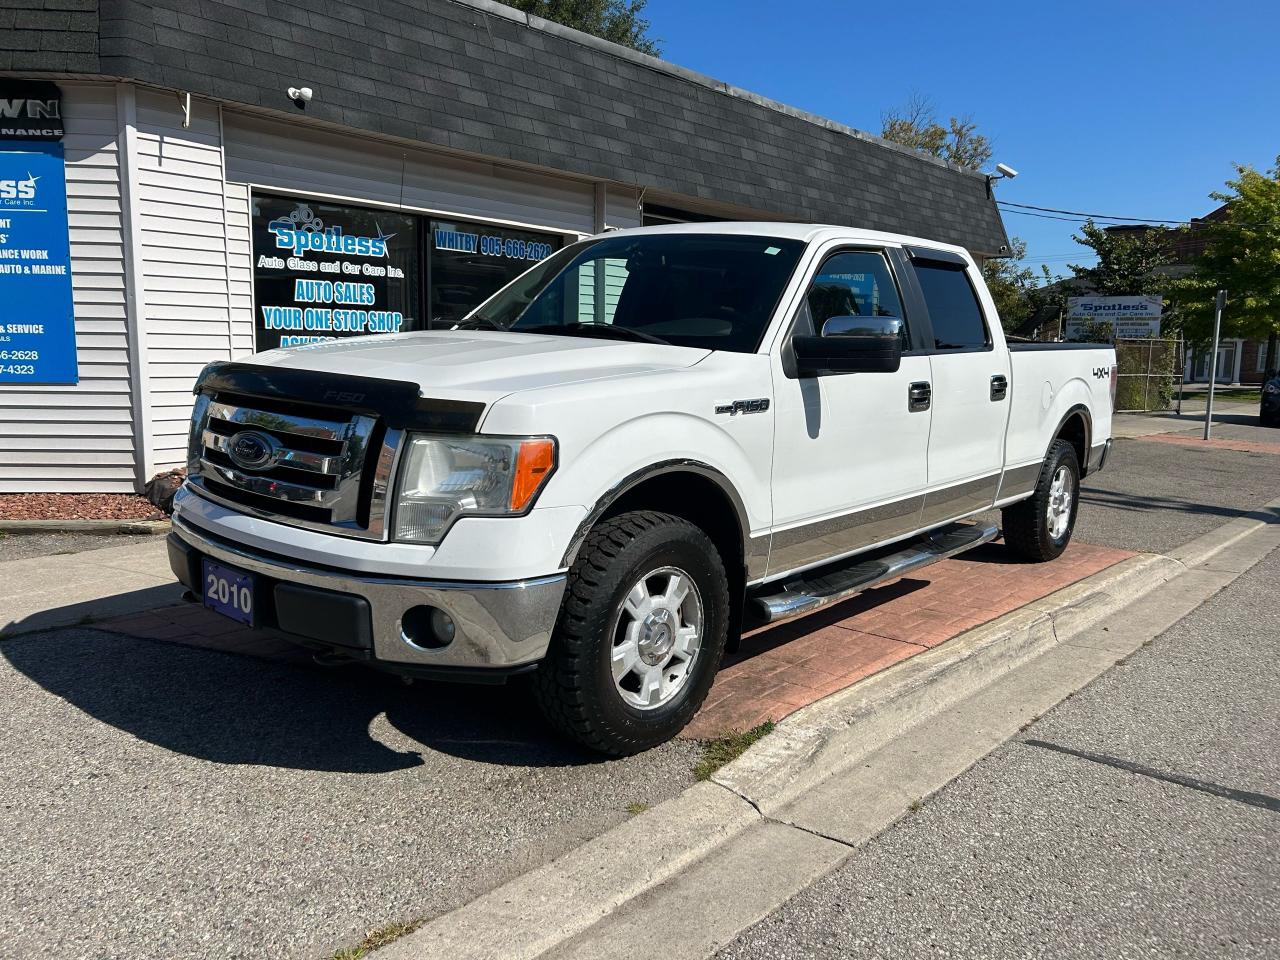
[0,630,698,959]
[1,412,1276,959]
[966,417,1278,559]
[1068,415,1275,555]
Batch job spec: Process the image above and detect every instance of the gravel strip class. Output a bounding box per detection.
[0,493,162,521]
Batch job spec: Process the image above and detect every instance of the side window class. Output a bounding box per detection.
[914,262,990,351]
[797,250,908,347]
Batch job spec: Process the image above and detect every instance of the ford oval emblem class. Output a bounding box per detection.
[226,430,279,471]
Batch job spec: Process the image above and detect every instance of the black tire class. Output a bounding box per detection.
[1261,411,1279,428]
[1001,439,1081,562]
[533,510,730,756]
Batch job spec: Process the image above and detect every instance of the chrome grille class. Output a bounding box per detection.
[188,392,401,540]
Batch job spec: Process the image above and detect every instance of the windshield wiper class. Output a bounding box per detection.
[452,315,508,331]
[529,323,672,346]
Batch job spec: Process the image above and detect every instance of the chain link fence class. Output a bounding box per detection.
[1114,338,1184,413]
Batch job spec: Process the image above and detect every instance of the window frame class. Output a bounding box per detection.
[777,245,926,379]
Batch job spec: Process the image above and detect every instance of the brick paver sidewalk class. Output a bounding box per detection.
[97,540,1133,743]
[682,540,1133,739]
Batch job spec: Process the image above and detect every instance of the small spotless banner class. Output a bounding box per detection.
[0,141,76,383]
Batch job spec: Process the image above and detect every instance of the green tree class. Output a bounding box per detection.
[982,239,1067,335]
[880,93,993,170]
[1170,156,1280,366]
[982,238,1038,333]
[509,0,660,55]
[1066,220,1173,297]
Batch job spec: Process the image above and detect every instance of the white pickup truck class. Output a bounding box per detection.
[169,222,1116,754]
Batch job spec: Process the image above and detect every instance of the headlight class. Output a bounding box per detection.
[1266,383,1279,394]
[393,435,556,543]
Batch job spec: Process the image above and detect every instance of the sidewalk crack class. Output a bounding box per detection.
[723,785,858,850]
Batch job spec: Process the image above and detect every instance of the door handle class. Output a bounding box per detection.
[908,381,931,412]
[990,374,1008,402]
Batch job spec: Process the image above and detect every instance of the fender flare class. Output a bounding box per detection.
[559,458,753,569]
[1045,403,1093,473]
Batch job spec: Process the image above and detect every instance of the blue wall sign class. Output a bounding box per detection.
[0,141,76,384]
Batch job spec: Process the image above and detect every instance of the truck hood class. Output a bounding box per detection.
[244,330,711,402]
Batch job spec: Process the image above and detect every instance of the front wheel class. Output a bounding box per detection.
[533,511,730,755]
[1001,439,1081,562]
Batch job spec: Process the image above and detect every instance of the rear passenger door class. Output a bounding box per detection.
[905,249,1012,525]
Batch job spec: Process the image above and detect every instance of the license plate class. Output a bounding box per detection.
[202,558,256,626]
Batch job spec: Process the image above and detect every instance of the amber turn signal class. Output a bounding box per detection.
[510,438,556,511]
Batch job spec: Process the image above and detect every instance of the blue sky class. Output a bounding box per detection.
[644,0,1280,279]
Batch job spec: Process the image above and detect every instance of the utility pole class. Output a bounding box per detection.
[1204,289,1226,440]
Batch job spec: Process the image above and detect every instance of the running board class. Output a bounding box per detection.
[752,522,1000,623]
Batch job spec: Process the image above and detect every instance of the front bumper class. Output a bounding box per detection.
[168,515,566,677]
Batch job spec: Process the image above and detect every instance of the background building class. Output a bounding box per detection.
[1,0,1008,493]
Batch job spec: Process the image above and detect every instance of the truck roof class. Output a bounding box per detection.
[596,221,974,259]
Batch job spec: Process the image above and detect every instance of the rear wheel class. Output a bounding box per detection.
[1002,439,1081,562]
[533,511,729,755]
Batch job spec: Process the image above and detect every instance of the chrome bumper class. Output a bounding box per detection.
[169,515,566,672]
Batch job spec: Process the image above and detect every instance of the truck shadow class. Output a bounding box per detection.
[1079,487,1268,520]
[0,628,599,773]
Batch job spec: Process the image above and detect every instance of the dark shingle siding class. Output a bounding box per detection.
[13,0,1006,253]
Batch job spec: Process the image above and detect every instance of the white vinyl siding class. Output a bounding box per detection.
[224,181,255,354]
[575,258,629,324]
[0,83,136,492]
[134,90,237,471]
[222,111,596,236]
[606,185,642,230]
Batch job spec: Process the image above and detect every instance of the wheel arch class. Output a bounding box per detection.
[1048,404,1092,475]
[560,460,755,578]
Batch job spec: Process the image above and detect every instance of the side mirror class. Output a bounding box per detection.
[793,315,904,375]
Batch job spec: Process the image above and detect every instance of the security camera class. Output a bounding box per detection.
[995,162,1019,179]
[287,86,313,104]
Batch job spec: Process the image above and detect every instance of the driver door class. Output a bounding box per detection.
[765,246,932,578]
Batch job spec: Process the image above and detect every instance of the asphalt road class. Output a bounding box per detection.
[0,529,157,562]
[0,631,698,959]
[1072,417,1276,555]
[718,544,1280,960]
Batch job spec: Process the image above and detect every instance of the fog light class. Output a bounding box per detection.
[401,605,455,649]
[430,608,456,645]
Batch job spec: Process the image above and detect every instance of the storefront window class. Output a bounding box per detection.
[251,194,421,351]
[428,219,561,327]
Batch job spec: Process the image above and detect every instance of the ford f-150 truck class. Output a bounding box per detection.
[169,223,1116,754]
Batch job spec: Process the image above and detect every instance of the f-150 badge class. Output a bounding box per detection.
[715,398,770,416]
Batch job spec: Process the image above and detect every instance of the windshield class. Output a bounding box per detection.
[464,233,807,353]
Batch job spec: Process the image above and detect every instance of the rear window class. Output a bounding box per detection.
[915,263,990,351]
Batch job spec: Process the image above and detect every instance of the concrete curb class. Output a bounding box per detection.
[714,496,1280,817]
[381,505,1280,960]
[0,518,169,536]
[378,782,759,960]
[709,552,1182,816]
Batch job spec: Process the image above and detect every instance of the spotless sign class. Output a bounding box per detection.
[0,135,77,384]
[1066,295,1163,340]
